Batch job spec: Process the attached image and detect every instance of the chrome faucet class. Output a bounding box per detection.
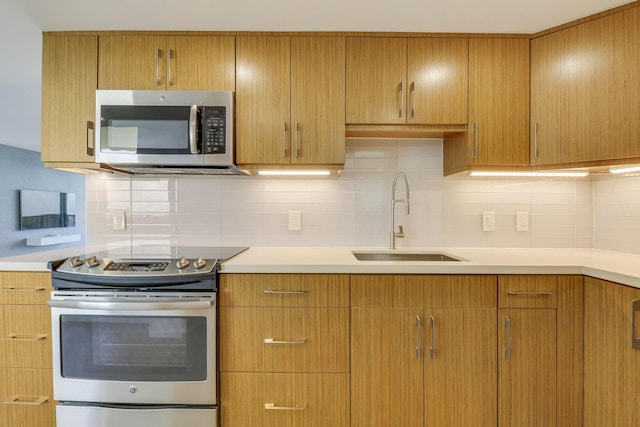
[390,172,411,249]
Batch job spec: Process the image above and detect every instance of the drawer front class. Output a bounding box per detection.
[499,275,557,308]
[0,367,55,427]
[0,305,52,368]
[0,272,51,305]
[219,274,349,307]
[219,307,349,372]
[221,372,349,427]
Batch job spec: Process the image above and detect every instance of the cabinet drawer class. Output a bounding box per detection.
[499,275,557,308]
[0,367,55,427]
[0,272,51,305]
[0,305,52,368]
[219,307,349,372]
[219,274,349,307]
[221,372,349,427]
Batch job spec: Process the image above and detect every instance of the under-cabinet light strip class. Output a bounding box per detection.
[470,171,589,178]
[609,165,640,174]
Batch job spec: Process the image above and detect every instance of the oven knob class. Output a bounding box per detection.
[176,257,189,269]
[69,256,83,268]
[129,385,137,394]
[85,256,100,268]
[193,256,207,269]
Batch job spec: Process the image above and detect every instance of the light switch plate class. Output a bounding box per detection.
[482,212,496,232]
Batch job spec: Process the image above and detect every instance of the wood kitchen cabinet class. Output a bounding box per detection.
[235,36,345,169]
[350,275,497,427]
[218,274,350,427]
[444,38,530,175]
[529,5,640,168]
[346,37,468,126]
[0,272,55,427]
[498,275,583,427]
[98,35,235,91]
[41,34,103,170]
[583,277,640,426]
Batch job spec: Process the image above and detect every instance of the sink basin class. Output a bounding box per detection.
[352,251,462,262]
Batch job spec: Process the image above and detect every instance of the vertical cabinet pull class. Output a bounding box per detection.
[503,316,511,360]
[155,48,162,86]
[283,122,288,157]
[294,122,300,158]
[534,122,540,160]
[429,315,436,359]
[415,315,422,359]
[398,82,405,118]
[410,81,416,118]
[167,49,174,86]
[86,121,94,156]
[632,300,640,350]
[472,123,479,159]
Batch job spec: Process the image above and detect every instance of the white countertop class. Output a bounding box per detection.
[220,247,640,289]
[4,246,640,289]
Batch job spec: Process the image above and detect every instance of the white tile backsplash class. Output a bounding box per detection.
[86,139,610,251]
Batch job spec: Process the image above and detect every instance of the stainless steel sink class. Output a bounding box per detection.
[352,251,462,262]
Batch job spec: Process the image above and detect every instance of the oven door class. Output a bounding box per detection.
[48,292,216,405]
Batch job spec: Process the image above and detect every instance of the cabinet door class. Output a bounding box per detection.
[290,37,345,165]
[425,309,497,427]
[351,308,423,427]
[0,305,51,368]
[98,35,167,89]
[0,368,55,427]
[345,37,407,124]
[468,38,529,166]
[584,278,640,426]
[236,36,291,164]
[41,35,98,163]
[165,36,235,91]
[498,309,557,427]
[407,38,468,125]
[530,15,615,165]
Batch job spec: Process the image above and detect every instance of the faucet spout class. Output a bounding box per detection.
[390,172,411,249]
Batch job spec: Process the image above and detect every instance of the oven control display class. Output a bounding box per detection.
[104,261,169,272]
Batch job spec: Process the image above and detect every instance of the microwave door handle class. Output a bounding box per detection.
[189,105,199,154]
[48,300,212,311]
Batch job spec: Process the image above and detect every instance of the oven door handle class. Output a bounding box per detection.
[47,300,212,311]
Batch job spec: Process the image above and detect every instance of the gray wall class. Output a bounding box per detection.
[0,144,85,257]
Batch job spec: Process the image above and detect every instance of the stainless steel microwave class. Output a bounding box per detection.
[95,90,241,175]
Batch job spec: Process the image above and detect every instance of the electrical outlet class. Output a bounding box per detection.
[288,211,301,231]
[516,212,529,231]
[482,212,496,232]
[113,210,126,231]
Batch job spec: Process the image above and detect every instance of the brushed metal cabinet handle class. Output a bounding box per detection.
[398,81,404,118]
[504,316,511,360]
[264,403,307,411]
[472,123,479,159]
[1,334,46,342]
[507,291,553,296]
[3,395,48,406]
[415,315,421,359]
[155,48,162,86]
[632,299,640,350]
[410,81,416,119]
[534,122,540,160]
[86,121,94,156]
[263,289,307,295]
[0,287,45,292]
[263,338,306,345]
[429,315,436,359]
[168,49,174,86]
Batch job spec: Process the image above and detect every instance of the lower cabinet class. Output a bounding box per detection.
[584,277,640,426]
[350,275,498,427]
[0,272,55,427]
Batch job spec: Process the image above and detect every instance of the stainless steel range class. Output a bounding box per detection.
[48,247,247,427]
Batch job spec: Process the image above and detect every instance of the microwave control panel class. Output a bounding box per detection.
[202,106,227,154]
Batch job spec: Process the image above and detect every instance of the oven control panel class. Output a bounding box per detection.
[56,256,217,276]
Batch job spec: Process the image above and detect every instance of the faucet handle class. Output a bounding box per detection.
[396,225,405,238]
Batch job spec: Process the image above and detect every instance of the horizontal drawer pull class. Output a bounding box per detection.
[3,395,48,406]
[1,334,47,342]
[264,338,306,345]
[263,289,308,295]
[0,287,45,292]
[506,291,553,296]
[264,403,307,411]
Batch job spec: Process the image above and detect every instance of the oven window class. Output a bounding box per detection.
[60,315,207,381]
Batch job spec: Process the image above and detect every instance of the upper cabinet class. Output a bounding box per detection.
[98,35,235,91]
[235,36,345,168]
[444,38,530,175]
[41,35,99,167]
[530,5,640,167]
[346,37,468,126]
